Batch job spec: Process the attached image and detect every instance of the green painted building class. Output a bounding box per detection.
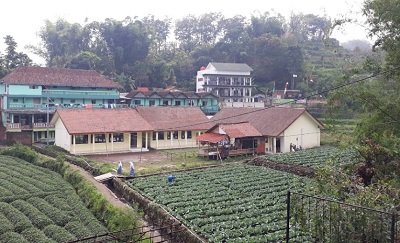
[125,90,220,115]
[0,66,120,143]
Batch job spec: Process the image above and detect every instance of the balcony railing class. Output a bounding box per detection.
[6,123,55,130]
[42,90,119,98]
[7,103,133,110]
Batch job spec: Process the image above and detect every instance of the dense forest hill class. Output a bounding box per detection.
[0,12,376,97]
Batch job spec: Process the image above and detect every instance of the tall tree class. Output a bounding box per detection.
[99,17,152,74]
[3,35,32,70]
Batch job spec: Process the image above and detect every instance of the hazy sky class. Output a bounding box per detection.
[1,0,369,64]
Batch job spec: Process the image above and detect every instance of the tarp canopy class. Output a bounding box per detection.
[195,133,228,144]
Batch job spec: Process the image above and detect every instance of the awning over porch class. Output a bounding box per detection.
[195,133,228,143]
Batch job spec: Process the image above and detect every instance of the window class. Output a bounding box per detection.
[13,99,18,102]
[152,132,157,140]
[110,133,124,142]
[197,78,203,82]
[188,100,194,106]
[181,131,186,139]
[91,100,96,104]
[32,98,40,104]
[173,131,178,139]
[187,131,192,139]
[94,134,106,143]
[74,135,88,144]
[162,100,169,105]
[202,101,207,106]
[29,85,38,89]
[158,132,164,140]
[149,100,155,106]
[167,132,171,139]
[70,99,75,103]
[134,100,141,105]
[175,101,181,106]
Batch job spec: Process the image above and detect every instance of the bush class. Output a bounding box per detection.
[21,227,55,243]
[0,231,29,243]
[0,143,38,163]
[43,224,76,242]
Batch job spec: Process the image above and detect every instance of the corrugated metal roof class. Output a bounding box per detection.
[195,133,228,143]
[212,107,322,137]
[136,106,213,131]
[209,63,253,72]
[220,122,262,138]
[53,109,153,134]
[1,66,119,88]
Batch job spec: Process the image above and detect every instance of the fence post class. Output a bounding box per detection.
[286,191,291,243]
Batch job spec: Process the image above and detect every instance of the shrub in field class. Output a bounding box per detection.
[0,202,33,233]
[11,200,54,229]
[0,213,13,234]
[44,194,73,211]
[64,221,91,239]
[0,143,38,163]
[27,197,71,227]
[21,227,55,243]
[0,231,29,243]
[43,224,76,242]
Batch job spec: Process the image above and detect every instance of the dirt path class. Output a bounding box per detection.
[69,163,127,208]
[69,163,165,242]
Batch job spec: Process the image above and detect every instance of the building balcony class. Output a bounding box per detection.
[6,103,132,111]
[203,82,254,87]
[200,106,220,115]
[42,90,119,99]
[6,123,55,131]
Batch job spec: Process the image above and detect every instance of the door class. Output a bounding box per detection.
[130,133,137,148]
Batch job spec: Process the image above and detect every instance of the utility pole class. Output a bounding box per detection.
[46,95,49,145]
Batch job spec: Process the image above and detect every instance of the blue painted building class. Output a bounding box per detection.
[125,90,220,115]
[0,66,120,143]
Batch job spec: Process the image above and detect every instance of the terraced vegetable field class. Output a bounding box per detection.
[127,164,314,242]
[0,155,108,243]
[262,146,357,168]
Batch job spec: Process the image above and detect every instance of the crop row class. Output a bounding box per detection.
[0,155,108,242]
[262,145,357,168]
[127,164,314,242]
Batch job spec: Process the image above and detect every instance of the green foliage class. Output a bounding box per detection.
[0,143,38,163]
[0,232,29,243]
[262,146,357,169]
[128,164,313,242]
[29,12,360,91]
[42,224,76,242]
[63,221,91,239]
[63,168,142,232]
[10,200,54,229]
[21,228,55,243]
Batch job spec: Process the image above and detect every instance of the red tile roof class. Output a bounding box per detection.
[1,66,119,88]
[51,109,153,134]
[219,122,262,138]
[211,107,322,137]
[136,106,212,131]
[137,87,149,92]
[195,133,228,143]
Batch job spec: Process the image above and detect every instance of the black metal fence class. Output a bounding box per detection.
[67,220,185,243]
[286,191,399,243]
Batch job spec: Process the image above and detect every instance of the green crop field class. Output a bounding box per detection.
[0,155,108,243]
[127,164,315,242]
[262,146,357,169]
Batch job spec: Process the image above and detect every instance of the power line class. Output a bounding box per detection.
[166,66,400,131]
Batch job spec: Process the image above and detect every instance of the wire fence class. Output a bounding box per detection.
[286,191,399,243]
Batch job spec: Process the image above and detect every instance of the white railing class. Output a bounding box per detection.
[6,123,20,129]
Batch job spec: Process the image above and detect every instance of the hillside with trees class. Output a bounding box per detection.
[0,11,374,96]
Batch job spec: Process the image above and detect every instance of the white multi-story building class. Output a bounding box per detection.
[196,63,262,108]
